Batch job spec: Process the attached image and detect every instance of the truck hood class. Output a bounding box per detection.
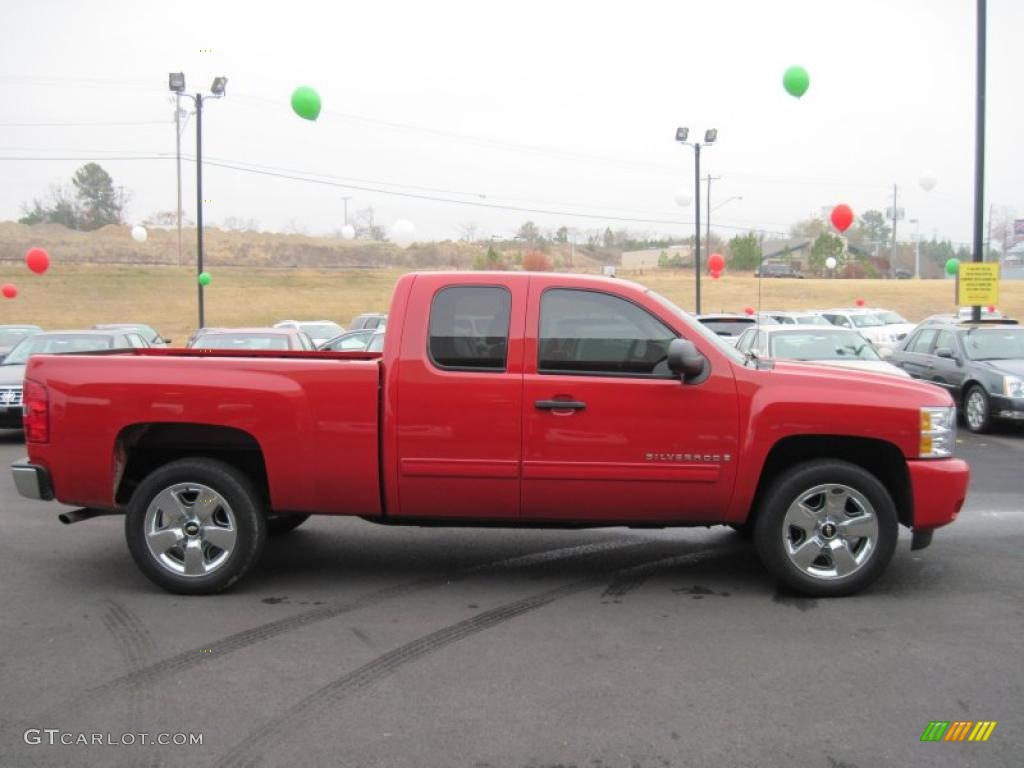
[0,363,25,386]
[794,359,911,378]
[766,359,951,404]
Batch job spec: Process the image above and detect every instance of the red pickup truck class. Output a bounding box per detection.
[11,272,969,596]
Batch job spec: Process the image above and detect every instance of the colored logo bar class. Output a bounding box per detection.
[920,721,997,742]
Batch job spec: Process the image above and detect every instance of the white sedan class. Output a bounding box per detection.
[734,324,910,378]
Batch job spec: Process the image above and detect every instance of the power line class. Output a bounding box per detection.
[0,120,169,127]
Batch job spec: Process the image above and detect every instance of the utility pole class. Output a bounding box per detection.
[972,0,987,322]
[341,196,352,226]
[890,184,899,277]
[694,144,702,314]
[195,93,205,328]
[175,95,183,268]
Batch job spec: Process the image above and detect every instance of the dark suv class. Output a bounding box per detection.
[754,262,804,278]
[889,318,1024,433]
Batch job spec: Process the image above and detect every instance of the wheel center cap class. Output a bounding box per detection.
[820,522,838,539]
[184,521,201,537]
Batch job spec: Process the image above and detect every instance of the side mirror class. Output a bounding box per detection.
[935,347,960,365]
[163,338,173,344]
[667,339,707,383]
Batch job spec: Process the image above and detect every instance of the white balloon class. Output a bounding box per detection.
[825,256,837,270]
[389,219,417,249]
[341,224,356,240]
[919,173,937,192]
[131,225,148,243]
[673,188,693,207]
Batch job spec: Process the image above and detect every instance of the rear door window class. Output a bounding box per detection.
[428,286,511,371]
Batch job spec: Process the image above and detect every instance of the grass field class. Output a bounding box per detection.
[2,264,1022,343]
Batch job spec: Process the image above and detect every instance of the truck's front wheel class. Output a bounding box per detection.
[125,458,267,594]
[754,460,897,597]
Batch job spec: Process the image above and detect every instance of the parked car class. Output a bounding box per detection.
[819,308,905,354]
[189,327,315,350]
[0,329,149,429]
[0,324,43,361]
[365,328,386,353]
[695,314,758,345]
[893,269,913,279]
[754,262,804,278]
[12,272,967,598]
[760,311,830,326]
[273,320,345,347]
[93,323,171,346]
[870,310,917,346]
[348,313,388,331]
[318,329,377,351]
[889,317,1024,432]
[734,325,909,378]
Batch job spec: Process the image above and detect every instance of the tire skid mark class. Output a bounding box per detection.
[32,538,647,720]
[213,542,737,768]
[601,546,741,600]
[100,599,161,768]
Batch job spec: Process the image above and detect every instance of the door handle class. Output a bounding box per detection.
[535,399,586,411]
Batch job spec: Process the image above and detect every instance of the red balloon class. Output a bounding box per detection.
[707,252,725,272]
[744,306,755,316]
[855,298,865,307]
[830,204,854,233]
[25,247,50,275]
[710,270,721,280]
[1,283,17,299]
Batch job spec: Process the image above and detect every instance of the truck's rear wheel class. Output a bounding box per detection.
[125,458,266,594]
[754,460,897,597]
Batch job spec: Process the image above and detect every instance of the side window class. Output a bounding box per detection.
[909,328,938,354]
[298,333,314,350]
[127,333,147,348]
[539,289,675,376]
[735,330,754,354]
[829,315,851,328]
[934,331,955,354]
[428,286,511,371]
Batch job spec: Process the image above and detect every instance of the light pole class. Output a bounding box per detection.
[675,127,717,314]
[168,72,228,329]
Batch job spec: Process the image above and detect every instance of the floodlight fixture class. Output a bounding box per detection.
[210,76,228,96]
[704,128,718,144]
[168,72,186,93]
[675,126,689,142]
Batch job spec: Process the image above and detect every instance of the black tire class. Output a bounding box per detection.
[266,513,310,536]
[963,384,992,434]
[727,523,753,539]
[753,459,898,597]
[125,458,267,595]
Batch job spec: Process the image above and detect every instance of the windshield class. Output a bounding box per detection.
[876,311,907,325]
[769,330,881,361]
[0,328,40,347]
[3,334,113,365]
[851,314,884,328]
[962,328,1024,361]
[646,290,746,364]
[299,322,343,338]
[794,314,831,326]
[191,333,290,350]
[698,318,756,336]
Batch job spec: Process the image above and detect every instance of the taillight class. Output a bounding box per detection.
[23,379,48,443]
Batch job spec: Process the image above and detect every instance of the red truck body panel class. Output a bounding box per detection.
[23,271,968,533]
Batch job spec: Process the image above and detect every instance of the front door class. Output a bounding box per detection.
[521,283,740,523]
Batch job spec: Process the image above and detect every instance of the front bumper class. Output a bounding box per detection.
[907,458,969,530]
[11,460,53,501]
[989,393,1024,421]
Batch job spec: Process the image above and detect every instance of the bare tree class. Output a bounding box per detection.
[353,206,385,240]
[457,221,480,242]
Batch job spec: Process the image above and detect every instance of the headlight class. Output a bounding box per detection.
[920,406,955,458]
[1004,376,1024,399]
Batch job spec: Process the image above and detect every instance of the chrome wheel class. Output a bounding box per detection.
[143,482,237,578]
[781,483,878,581]
[965,388,988,432]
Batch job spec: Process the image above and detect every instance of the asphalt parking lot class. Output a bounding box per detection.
[0,425,1021,768]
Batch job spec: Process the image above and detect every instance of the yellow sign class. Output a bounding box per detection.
[957,262,1000,306]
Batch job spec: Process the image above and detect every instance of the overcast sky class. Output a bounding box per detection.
[1,0,1020,246]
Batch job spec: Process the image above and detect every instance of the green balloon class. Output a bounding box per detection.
[945,258,959,276]
[291,86,322,121]
[198,271,212,286]
[783,66,810,98]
